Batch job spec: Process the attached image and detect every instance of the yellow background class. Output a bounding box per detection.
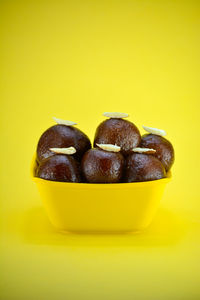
[0,0,200,299]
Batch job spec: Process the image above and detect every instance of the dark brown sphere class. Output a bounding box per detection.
[37,155,81,182]
[81,148,125,183]
[36,125,91,163]
[94,119,141,156]
[140,134,174,172]
[124,153,166,182]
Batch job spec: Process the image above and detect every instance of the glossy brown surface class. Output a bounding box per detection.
[81,148,125,183]
[94,119,141,156]
[37,155,81,182]
[37,125,91,163]
[140,134,174,172]
[124,153,166,182]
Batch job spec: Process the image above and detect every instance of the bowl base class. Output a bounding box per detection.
[57,228,147,235]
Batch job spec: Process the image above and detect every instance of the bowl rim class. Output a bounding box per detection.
[31,153,172,188]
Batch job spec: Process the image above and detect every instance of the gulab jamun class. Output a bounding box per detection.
[140,134,174,172]
[124,153,166,182]
[37,154,81,182]
[81,145,124,183]
[37,120,91,163]
[94,113,141,156]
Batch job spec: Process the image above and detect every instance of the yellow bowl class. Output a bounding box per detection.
[31,154,171,233]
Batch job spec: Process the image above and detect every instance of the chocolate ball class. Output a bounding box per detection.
[124,153,166,182]
[81,148,124,183]
[140,134,174,172]
[94,118,141,156]
[37,125,91,163]
[37,155,81,182]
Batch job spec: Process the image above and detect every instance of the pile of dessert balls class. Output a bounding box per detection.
[35,112,174,183]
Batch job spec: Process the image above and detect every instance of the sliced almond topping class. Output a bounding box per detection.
[96,143,121,152]
[103,112,129,119]
[50,147,76,155]
[142,125,166,137]
[132,147,156,154]
[53,117,77,126]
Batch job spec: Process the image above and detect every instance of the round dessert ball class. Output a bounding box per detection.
[94,119,141,156]
[37,155,81,182]
[37,125,91,163]
[124,153,166,182]
[140,134,174,172]
[81,148,125,183]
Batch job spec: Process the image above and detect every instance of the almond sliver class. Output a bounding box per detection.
[132,147,156,154]
[142,125,166,136]
[53,117,77,126]
[96,143,121,152]
[50,147,76,155]
[103,112,129,118]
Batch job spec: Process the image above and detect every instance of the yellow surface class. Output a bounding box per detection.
[32,155,171,232]
[0,0,200,299]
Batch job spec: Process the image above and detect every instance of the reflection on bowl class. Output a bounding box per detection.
[31,154,171,233]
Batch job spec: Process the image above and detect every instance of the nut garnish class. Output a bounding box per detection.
[96,143,121,152]
[142,125,166,137]
[103,112,129,119]
[132,147,156,154]
[53,117,77,126]
[50,147,76,155]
